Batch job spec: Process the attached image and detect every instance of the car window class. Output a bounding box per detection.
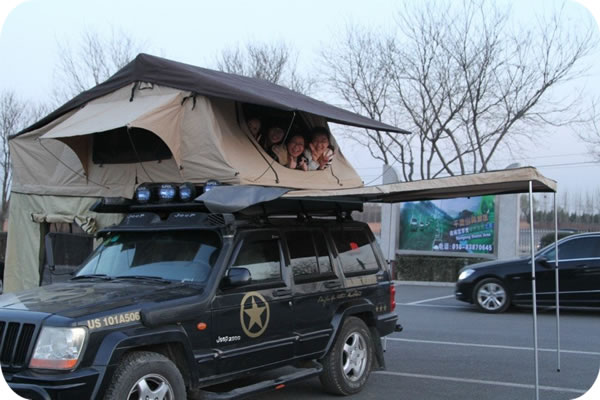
[233,238,282,284]
[331,228,380,276]
[286,230,335,282]
[287,231,319,277]
[545,237,600,261]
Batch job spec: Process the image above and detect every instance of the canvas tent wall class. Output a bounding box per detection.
[6,53,409,293]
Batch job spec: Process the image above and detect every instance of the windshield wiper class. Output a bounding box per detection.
[71,274,113,281]
[112,275,172,284]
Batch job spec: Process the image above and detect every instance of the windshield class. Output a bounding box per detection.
[76,230,221,283]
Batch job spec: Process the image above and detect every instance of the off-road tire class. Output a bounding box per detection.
[473,277,511,313]
[319,316,373,395]
[103,351,186,400]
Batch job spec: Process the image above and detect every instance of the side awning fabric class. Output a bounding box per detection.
[282,167,557,202]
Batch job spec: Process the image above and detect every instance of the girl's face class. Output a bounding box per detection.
[247,118,261,137]
[268,127,284,144]
[312,133,330,153]
[287,136,305,157]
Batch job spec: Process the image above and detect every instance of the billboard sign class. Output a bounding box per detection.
[399,195,496,255]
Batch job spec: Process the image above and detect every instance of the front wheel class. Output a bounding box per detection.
[473,278,511,313]
[319,317,373,395]
[103,351,186,400]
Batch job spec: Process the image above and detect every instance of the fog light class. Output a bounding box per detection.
[158,184,176,202]
[135,186,151,203]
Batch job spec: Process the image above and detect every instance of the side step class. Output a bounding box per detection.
[193,362,323,400]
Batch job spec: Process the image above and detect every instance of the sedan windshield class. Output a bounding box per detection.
[76,230,221,283]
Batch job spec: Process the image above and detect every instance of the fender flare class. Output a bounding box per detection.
[321,299,377,357]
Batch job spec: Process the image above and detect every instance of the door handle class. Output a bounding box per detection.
[324,281,341,289]
[272,288,292,297]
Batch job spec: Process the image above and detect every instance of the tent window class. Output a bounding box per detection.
[92,127,172,164]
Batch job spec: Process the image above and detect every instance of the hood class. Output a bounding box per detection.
[462,257,526,272]
[0,281,203,319]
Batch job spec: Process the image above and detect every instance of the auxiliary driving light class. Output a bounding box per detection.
[178,183,197,202]
[204,180,221,193]
[158,184,177,202]
[135,186,151,203]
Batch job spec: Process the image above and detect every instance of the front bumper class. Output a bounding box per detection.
[455,281,475,303]
[4,367,104,400]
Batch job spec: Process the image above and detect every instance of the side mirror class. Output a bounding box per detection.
[222,267,251,288]
[537,256,551,268]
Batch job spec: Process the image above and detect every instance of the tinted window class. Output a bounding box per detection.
[331,228,379,275]
[287,231,319,277]
[233,238,282,283]
[545,237,600,260]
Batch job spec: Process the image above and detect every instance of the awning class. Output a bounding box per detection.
[39,92,185,175]
[195,167,556,213]
[282,167,556,203]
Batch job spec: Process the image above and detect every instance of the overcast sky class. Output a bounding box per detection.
[1,0,600,198]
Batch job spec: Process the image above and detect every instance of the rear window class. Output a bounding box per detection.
[331,228,380,276]
[286,230,334,282]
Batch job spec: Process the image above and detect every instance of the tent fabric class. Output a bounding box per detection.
[16,53,408,138]
[40,93,186,174]
[10,84,364,196]
[281,167,557,202]
[3,193,123,293]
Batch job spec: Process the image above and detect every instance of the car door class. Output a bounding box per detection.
[284,228,342,358]
[211,230,294,375]
[537,235,600,306]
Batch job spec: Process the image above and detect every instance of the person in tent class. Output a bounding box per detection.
[246,116,262,141]
[272,134,308,171]
[304,127,335,170]
[260,125,285,159]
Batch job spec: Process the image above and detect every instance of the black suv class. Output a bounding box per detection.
[0,190,400,400]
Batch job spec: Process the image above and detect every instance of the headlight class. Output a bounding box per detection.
[29,327,87,370]
[458,268,475,281]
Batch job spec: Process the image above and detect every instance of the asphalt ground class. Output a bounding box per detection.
[220,283,600,400]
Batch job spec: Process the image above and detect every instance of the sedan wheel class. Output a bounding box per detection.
[473,278,511,313]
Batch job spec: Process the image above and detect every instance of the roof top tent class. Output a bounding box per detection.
[5,53,408,294]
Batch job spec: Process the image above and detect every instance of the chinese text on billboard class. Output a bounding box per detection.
[399,195,495,255]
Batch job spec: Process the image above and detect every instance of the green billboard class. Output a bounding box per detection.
[399,195,496,255]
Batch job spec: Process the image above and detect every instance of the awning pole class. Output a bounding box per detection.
[554,192,561,372]
[529,181,540,400]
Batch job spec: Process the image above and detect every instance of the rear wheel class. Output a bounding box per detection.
[473,278,511,313]
[319,317,373,395]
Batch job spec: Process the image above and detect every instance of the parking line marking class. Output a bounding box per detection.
[373,371,586,394]
[386,337,600,356]
[398,303,467,309]
[405,295,455,305]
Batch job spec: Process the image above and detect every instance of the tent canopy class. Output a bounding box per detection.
[15,53,408,138]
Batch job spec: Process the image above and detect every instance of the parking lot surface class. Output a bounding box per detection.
[231,283,600,400]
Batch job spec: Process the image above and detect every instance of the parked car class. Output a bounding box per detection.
[455,232,600,313]
[0,184,401,399]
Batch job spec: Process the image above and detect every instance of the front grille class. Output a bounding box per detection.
[0,321,37,370]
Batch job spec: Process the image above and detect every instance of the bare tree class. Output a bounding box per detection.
[53,27,148,104]
[216,41,314,94]
[322,0,597,181]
